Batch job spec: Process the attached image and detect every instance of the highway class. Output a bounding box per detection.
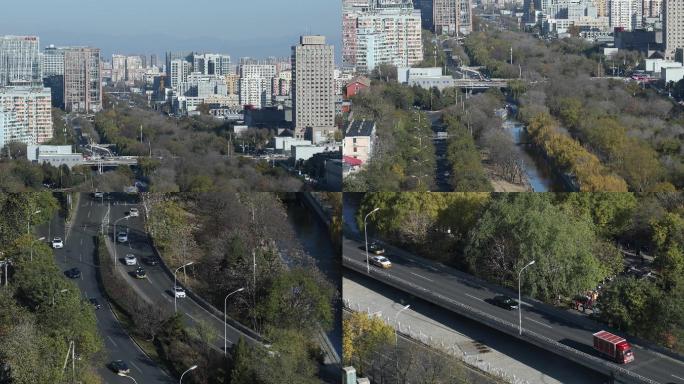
[342,235,684,384]
[44,196,174,384]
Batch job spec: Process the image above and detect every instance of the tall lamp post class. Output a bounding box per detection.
[394,304,411,377]
[224,287,245,355]
[174,262,194,313]
[113,215,130,268]
[518,260,536,336]
[28,210,41,262]
[364,208,380,274]
[179,364,198,383]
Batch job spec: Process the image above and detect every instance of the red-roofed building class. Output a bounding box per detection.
[345,76,371,99]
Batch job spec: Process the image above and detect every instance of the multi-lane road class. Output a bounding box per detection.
[45,194,260,383]
[342,235,684,384]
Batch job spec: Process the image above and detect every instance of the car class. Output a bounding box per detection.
[367,241,385,255]
[370,255,392,269]
[89,298,102,310]
[134,267,146,279]
[109,360,129,374]
[127,208,139,217]
[65,267,81,279]
[124,254,137,266]
[174,286,186,298]
[52,237,64,249]
[117,231,128,243]
[490,295,519,310]
[143,256,159,266]
[93,191,104,199]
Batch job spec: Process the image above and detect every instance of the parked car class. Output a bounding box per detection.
[109,360,129,374]
[370,255,392,269]
[124,254,137,266]
[174,286,186,298]
[143,256,159,266]
[128,208,139,217]
[89,298,102,310]
[490,295,518,310]
[52,237,64,249]
[117,231,128,243]
[134,267,146,279]
[65,267,81,279]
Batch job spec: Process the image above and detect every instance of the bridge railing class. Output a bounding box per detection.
[342,255,659,384]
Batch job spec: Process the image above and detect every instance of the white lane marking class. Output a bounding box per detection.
[464,293,483,302]
[107,335,118,347]
[673,375,684,382]
[405,257,415,262]
[129,361,142,373]
[525,317,553,329]
[410,272,433,281]
[87,210,91,218]
[186,312,198,322]
[427,266,439,272]
[80,238,83,245]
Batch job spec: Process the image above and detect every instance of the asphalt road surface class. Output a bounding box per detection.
[343,236,684,384]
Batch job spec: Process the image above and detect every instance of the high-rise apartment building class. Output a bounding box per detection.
[642,0,662,17]
[170,59,192,90]
[0,86,53,148]
[292,35,335,141]
[193,53,232,75]
[64,47,102,113]
[0,35,42,86]
[126,55,144,83]
[664,0,684,59]
[433,0,473,35]
[112,54,127,83]
[609,0,642,30]
[239,76,271,108]
[150,54,158,68]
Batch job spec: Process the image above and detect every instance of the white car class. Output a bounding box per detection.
[128,208,139,217]
[174,286,186,298]
[117,231,128,243]
[124,254,137,266]
[52,237,64,249]
[370,255,392,269]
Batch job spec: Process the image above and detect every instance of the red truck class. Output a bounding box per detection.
[593,330,635,364]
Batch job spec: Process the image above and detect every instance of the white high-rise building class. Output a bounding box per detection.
[292,35,336,142]
[112,54,127,83]
[42,45,67,78]
[350,3,423,72]
[664,0,684,60]
[170,59,192,90]
[0,86,53,148]
[609,0,642,30]
[0,35,42,86]
[193,53,232,75]
[433,0,473,35]
[64,47,102,113]
[239,76,271,108]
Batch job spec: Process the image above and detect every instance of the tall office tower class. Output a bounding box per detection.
[664,0,684,59]
[291,35,335,141]
[414,0,434,30]
[0,35,42,86]
[112,54,127,83]
[63,47,102,113]
[193,53,232,75]
[42,45,67,77]
[609,0,642,30]
[150,54,158,68]
[0,86,53,148]
[165,51,193,83]
[170,59,191,90]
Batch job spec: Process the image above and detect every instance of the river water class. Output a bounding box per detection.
[502,118,559,192]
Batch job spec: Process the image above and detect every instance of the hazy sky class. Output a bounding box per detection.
[0,0,342,61]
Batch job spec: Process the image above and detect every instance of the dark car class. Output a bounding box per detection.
[134,267,147,279]
[65,268,81,279]
[359,241,385,255]
[89,298,102,310]
[490,295,518,310]
[109,360,129,374]
[143,257,159,266]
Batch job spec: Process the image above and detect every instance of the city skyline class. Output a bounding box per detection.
[0,0,342,61]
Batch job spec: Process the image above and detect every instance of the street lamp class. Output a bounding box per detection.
[174,262,194,313]
[117,373,138,383]
[52,288,68,305]
[394,304,410,376]
[28,210,41,262]
[113,215,130,268]
[224,287,245,355]
[364,208,380,274]
[179,364,198,383]
[518,260,536,336]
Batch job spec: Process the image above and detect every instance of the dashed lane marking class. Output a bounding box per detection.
[672,374,684,382]
[525,317,553,329]
[107,336,118,347]
[464,293,483,302]
[129,361,142,373]
[409,272,433,281]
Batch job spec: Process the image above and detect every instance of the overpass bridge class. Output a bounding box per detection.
[452,78,509,89]
[343,233,683,384]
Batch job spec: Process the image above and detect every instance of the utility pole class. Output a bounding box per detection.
[510,46,513,65]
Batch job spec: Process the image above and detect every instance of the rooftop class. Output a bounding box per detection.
[345,119,376,137]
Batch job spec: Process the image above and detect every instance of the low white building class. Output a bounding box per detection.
[27,145,83,168]
[661,66,684,83]
[343,120,376,165]
[644,58,683,73]
[291,144,340,162]
[397,67,456,90]
[272,137,312,152]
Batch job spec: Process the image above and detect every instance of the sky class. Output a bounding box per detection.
[0,0,342,62]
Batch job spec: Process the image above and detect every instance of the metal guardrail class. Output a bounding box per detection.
[343,255,660,384]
